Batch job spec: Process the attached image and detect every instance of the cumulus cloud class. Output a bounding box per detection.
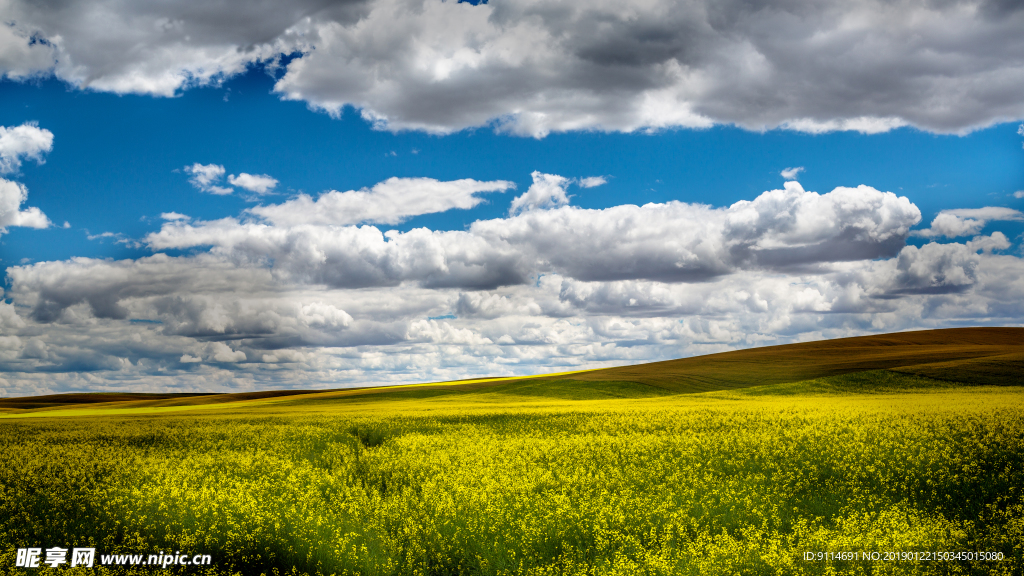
[0,178,50,232]
[487,180,921,282]
[0,122,53,174]
[886,242,985,295]
[3,171,1024,395]
[0,125,55,233]
[184,163,232,195]
[0,1,323,95]
[6,232,1024,395]
[248,176,515,226]
[913,207,1024,238]
[209,342,246,363]
[146,220,529,290]
[228,173,278,194]
[2,0,1024,136]
[143,179,920,292]
[780,167,804,180]
[299,302,353,329]
[272,0,1024,136]
[509,172,572,214]
[1013,191,1024,199]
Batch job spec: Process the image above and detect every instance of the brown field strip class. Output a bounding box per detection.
[2,327,1021,414]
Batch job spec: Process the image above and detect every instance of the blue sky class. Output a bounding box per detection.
[0,0,1023,395]
[3,69,1021,268]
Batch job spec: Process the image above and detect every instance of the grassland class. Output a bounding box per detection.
[0,328,1022,575]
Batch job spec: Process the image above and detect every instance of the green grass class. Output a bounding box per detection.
[729,370,965,396]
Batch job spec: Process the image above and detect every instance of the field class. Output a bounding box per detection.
[1,328,1022,575]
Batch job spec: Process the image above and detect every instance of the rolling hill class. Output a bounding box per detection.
[1,326,1021,415]
[562,326,1024,391]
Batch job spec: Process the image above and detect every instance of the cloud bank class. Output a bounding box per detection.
[2,172,1022,396]
[2,0,1024,136]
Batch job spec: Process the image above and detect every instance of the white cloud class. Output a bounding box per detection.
[886,242,984,295]
[146,220,528,290]
[143,179,919,291]
[0,1,306,96]
[270,0,1024,136]
[0,122,53,174]
[299,302,352,329]
[209,342,246,363]
[183,163,232,195]
[4,171,1024,394]
[509,172,572,214]
[6,234,1024,395]
[917,213,984,238]
[248,176,515,226]
[487,180,921,282]
[780,167,804,180]
[160,212,189,221]
[0,178,50,232]
[1013,191,1024,199]
[261,350,308,364]
[913,206,1024,238]
[779,117,908,135]
[944,207,1024,221]
[408,319,494,346]
[228,173,278,195]
[578,176,607,188]
[3,1,1024,136]
[185,164,224,188]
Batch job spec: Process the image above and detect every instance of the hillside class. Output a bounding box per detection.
[560,326,1024,392]
[1,327,1021,415]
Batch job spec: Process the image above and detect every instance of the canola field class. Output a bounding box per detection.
[1,377,1022,576]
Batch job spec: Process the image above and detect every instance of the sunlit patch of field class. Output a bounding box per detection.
[0,328,1021,575]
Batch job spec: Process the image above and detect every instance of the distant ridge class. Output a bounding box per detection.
[0,390,311,411]
[2,327,1021,413]
[558,327,1024,392]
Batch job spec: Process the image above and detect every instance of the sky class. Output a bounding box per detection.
[0,0,1023,396]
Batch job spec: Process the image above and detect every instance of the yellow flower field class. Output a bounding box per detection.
[1,379,1022,575]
